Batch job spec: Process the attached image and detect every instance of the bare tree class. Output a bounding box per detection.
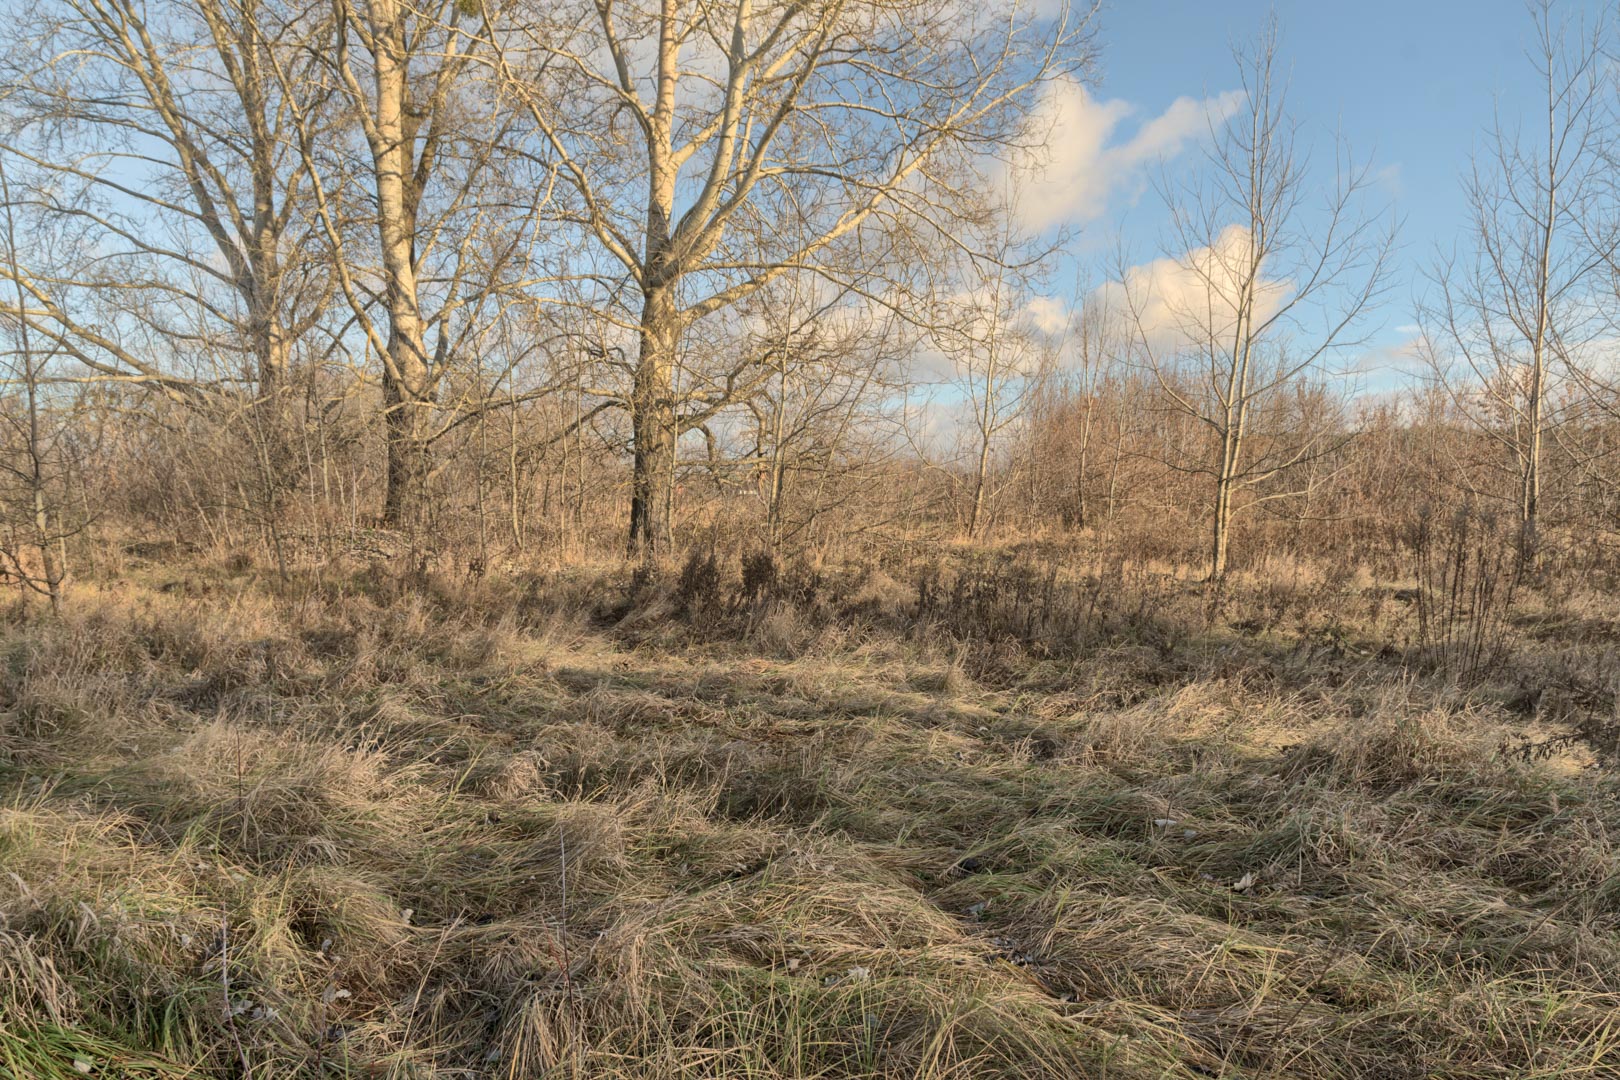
[918,209,1053,539]
[1121,25,1391,580]
[280,0,555,529]
[303,0,468,527]
[0,158,73,610]
[1419,0,1607,571]
[737,274,904,551]
[487,0,1094,556]
[0,0,331,403]
[1050,281,1127,529]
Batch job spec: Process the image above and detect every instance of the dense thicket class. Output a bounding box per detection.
[2,1,1620,590]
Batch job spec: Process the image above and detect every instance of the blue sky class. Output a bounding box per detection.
[1050,0,1607,391]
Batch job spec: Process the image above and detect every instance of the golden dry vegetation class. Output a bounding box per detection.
[2,539,1618,1079]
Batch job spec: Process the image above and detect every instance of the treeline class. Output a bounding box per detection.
[2,0,1620,603]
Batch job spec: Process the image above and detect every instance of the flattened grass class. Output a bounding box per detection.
[0,561,1617,1078]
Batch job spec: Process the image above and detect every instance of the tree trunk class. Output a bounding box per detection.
[249,313,297,504]
[1210,472,1232,581]
[968,437,990,539]
[1211,411,1241,581]
[27,363,63,614]
[1522,398,1542,570]
[765,361,788,550]
[1522,126,1554,574]
[1074,410,1092,530]
[628,285,678,557]
[1106,422,1124,522]
[625,0,683,559]
[368,0,434,530]
[507,379,524,551]
[381,350,433,528]
[263,335,288,398]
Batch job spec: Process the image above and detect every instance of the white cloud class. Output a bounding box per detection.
[1012,80,1246,230]
[1371,163,1404,198]
[1349,334,1425,382]
[1096,224,1291,356]
[1022,294,1070,337]
[909,284,1057,386]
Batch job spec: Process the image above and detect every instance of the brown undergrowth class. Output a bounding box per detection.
[1,548,1618,1078]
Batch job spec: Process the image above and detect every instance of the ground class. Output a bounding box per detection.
[0,549,1617,1078]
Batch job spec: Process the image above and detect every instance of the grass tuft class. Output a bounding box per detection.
[2,556,1618,1078]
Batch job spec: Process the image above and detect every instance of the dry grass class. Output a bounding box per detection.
[1,549,1618,1078]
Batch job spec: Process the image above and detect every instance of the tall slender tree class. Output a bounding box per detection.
[286,0,549,527]
[0,0,331,401]
[490,0,1094,556]
[1122,25,1391,580]
[1420,0,1607,570]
